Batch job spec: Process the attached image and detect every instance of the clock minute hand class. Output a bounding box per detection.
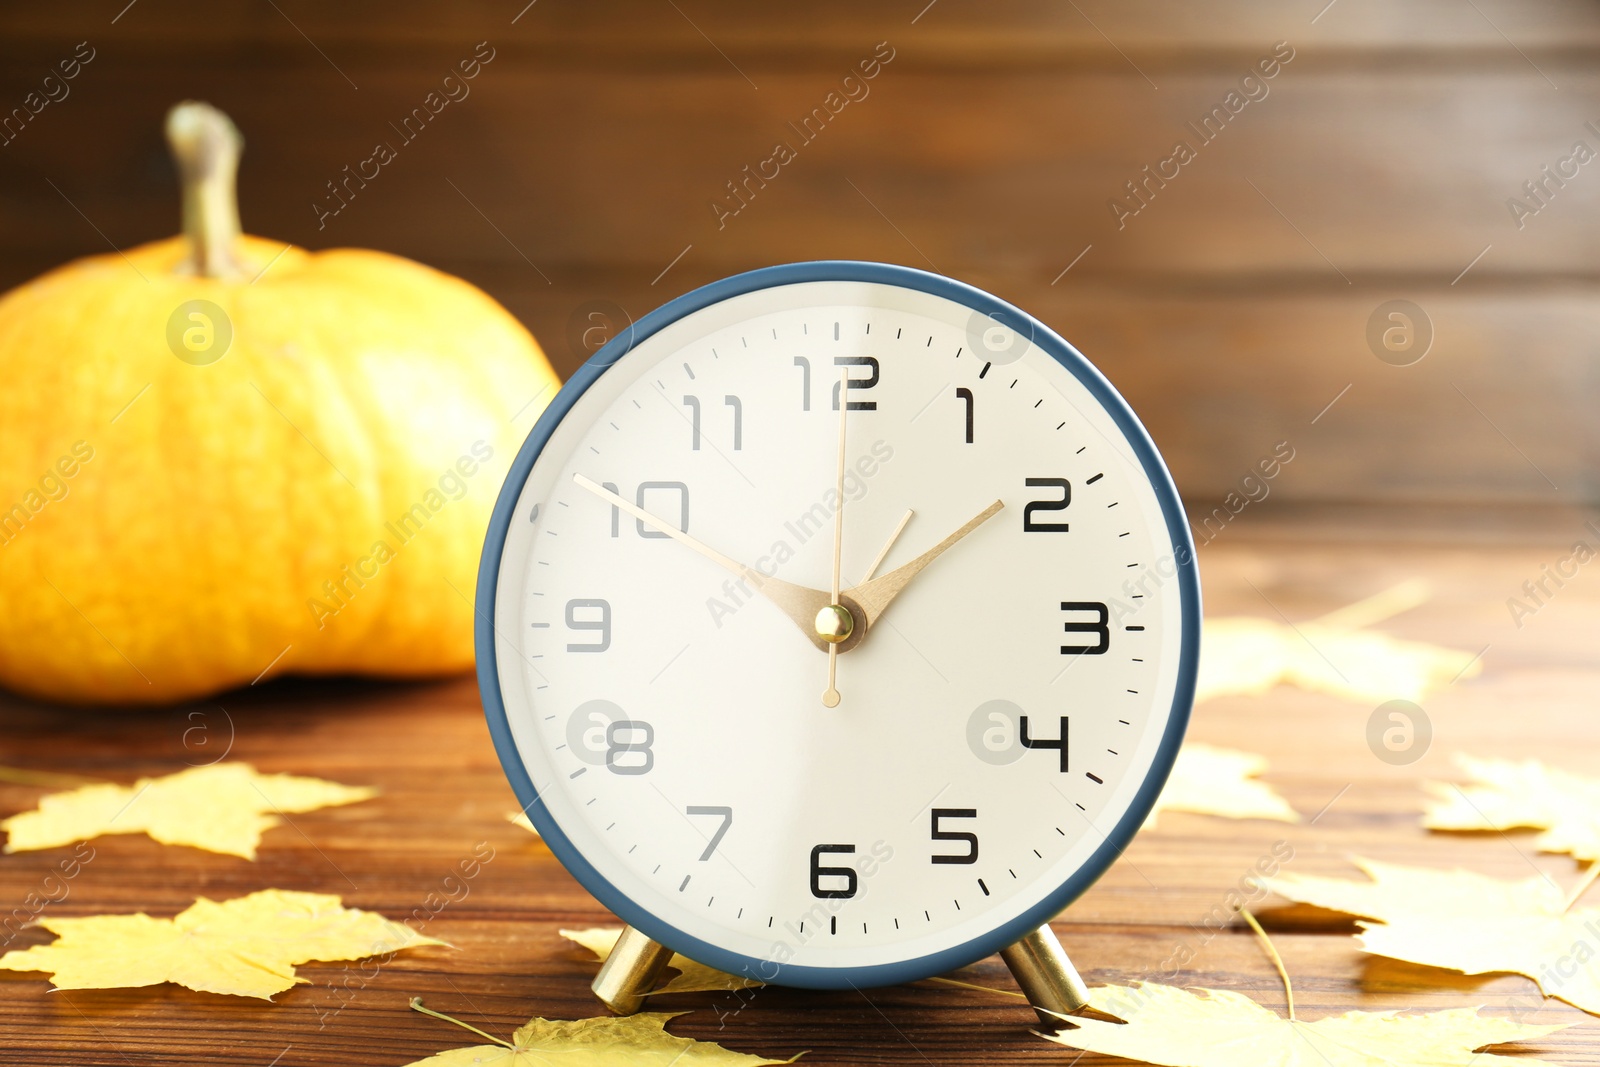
[844,499,1005,629]
[572,473,834,646]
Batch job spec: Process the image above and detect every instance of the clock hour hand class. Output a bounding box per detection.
[843,500,1004,630]
[572,473,834,646]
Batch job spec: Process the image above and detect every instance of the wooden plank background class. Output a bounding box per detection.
[2,0,1598,506]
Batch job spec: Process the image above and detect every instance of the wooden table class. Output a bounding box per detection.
[2,511,1598,1065]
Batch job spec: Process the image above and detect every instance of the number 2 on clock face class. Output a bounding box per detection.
[480,265,1198,987]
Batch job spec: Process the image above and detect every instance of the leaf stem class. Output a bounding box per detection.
[1239,908,1295,1021]
[0,766,108,788]
[1308,579,1429,632]
[1563,861,1600,913]
[409,997,515,1049]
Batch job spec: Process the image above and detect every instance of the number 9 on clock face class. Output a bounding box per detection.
[477,262,1200,988]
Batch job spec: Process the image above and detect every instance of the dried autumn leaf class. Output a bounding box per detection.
[1041,980,1569,1066]
[1,762,375,859]
[1266,859,1600,1016]
[1424,755,1600,863]
[562,927,760,994]
[1197,581,1481,705]
[404,1001,799,1066]
[0,889,443,999]
[1143,744,1299,829]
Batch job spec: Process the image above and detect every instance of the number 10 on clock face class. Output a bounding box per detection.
[478,264,1199,989]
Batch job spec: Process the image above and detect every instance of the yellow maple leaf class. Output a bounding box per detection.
[1042,981,1568,1066]
[404,999,800,1065]
[1197,581,1481,704]
[0,889,444,999]
[561,927,760,994]
[1424,755,1600,864]
[1266,859,1600,1016]
[1143,744,1299,829]
[1044,908,1570,1066]
[1,762,376,859]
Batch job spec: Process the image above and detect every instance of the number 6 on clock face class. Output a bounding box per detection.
[477,262,1200,991]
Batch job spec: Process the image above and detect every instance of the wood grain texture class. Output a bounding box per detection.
[1,1,1597,506]
[1,517,1598,1065]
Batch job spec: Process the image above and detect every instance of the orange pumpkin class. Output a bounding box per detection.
[0,102,560,704]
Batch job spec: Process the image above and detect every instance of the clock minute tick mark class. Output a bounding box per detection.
[1086,473,1104,484]
[978,362,991,378]
[1086,773,1104,784]
[679,875,691,892]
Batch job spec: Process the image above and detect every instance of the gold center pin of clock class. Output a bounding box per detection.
[814,604,853,642]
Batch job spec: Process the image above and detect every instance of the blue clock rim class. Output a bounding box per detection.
[476,260,1200,990]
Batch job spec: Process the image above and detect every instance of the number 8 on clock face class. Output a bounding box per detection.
[477,262,1200,996]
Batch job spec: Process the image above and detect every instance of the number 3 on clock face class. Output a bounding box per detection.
[477,262,1200,990]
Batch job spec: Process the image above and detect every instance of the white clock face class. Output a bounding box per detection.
[487,275,1195,983]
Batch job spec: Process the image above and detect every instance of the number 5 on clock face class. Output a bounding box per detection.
[477,262,1200,991]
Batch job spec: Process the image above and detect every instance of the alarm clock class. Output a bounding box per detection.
[476,261,1199,1020]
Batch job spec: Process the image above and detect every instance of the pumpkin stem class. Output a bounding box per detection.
[165,101,249,280]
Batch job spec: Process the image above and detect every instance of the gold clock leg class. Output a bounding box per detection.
[1000,924,1091,1026]
[592,924,674,1015]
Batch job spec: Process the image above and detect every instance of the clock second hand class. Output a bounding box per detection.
[822,369,850,709]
